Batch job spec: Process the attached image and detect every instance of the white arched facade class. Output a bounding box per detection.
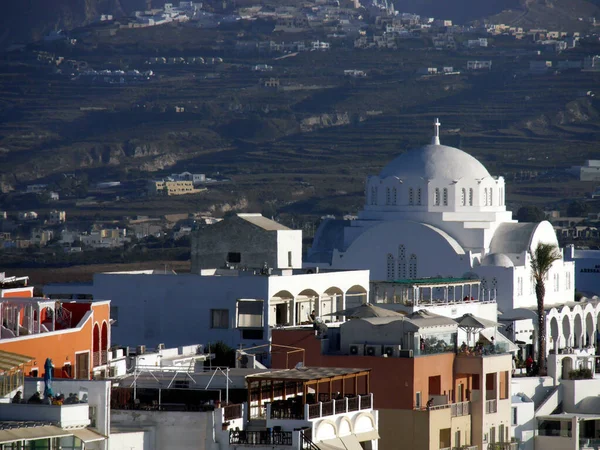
[546,302,600,352]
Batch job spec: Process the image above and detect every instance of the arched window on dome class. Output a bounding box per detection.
[468,188,473,206]
[392,187,397,205]
[398,245,407,279]
[387,253,395,281]
[483,188,488,206]
[386,187,391,205]
[443,188,448,206]
[434,188,440,206]
[461,188,466,206]
[408,188,414,206]
[417,188,422,206]
[499,188,502,206]
[371,186,378,205]
[489,187,493,206]
[408,254,417,279]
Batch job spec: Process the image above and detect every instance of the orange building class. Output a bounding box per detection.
[0,294,111,380]
[272,325,514,450]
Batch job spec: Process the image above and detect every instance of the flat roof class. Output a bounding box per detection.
[538,413,600,421]
[246,367,369,383]
[386,277,479,286]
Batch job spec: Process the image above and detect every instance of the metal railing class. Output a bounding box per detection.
[229,430,292,446]
[451,401,470,417]
[306,394,373,420]
[93,351,100,367]
[301,430,319,450]
[488,442,517,450]
[454,446,478,450]
[224,403,243,421]
[485,399,497,414]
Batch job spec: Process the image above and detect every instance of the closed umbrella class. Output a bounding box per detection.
[455,313,502,346]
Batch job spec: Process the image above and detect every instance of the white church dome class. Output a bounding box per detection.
[481,253,514,268]
[379,144,491,181]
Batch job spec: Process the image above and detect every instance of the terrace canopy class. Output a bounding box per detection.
[245,367,370,411]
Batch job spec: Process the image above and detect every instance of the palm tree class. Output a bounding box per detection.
[531,242,562,375]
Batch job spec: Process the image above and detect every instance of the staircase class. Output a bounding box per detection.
[535,385,562,416]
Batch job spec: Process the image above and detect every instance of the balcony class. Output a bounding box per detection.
[580,438,600,450]
[0,403,90,428]
[305,394,372,420]
[488,442,518,450]
[485,399,497,414]
[229,430,293,446]
[428,401,471,417]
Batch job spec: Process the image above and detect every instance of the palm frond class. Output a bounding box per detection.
[531,242,561,280]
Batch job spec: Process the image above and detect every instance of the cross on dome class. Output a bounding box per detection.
[432,118,441,145]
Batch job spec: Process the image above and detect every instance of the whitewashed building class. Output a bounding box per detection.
[308,120,579,353]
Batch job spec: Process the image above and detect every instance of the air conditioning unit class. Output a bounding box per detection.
[365,345,383,357]
[349,344,365,356]
[383,344,402,357]
[399,349,414,358]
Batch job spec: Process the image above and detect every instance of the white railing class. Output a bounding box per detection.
[305,394,373,420]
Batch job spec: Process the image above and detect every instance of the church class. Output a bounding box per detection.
[308,120,599,352]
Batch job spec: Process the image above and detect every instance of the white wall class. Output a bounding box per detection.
[110,410,220,450]
[510,377,555,409]
[24,378,111,436]
[109,430,151,450]
[511,396,535,450]
[276,230,302,268]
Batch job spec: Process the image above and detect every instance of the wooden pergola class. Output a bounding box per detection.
[246,367,371,410]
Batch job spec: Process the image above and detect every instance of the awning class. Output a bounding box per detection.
[356,429,380,442]
[318,437,346,450]
[0,350,34,373]
[339,435,363,450]
[71,428,107,443]
[0,425,71,444]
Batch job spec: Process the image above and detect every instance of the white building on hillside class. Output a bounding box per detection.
[44,268,369,355]
[308,119,579,354]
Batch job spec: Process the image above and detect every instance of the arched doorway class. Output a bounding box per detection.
[324,286,344,323]
[574,314,583,349]
[270,290,294,327]
[585,312,595,347]
[550,317,559,352]
[562,357,573,379]
[562,316,571,350]
[345,285,368,309]
[297,289,320,324]
[93,323,100,367]
[101,322,108,365]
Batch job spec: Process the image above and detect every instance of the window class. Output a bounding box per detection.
[211,309,229,329]
[443,188,448,206]
[288,251,292,267]
[461,188,466,206]
[512,407,518,426]
[370,186,378,205]
[63,364,72,378]
[387,254,395,281]
[469,188,473,206]
[566,272,571,290]
[517,277,523,296]
[489,188,493,206]
[434,188,440,206]
[386,187,391,205]
[242,329,264,340]
[398,245,407,279]
[409,254,417,279]
[392,187,397,205]
[417,188,422,205]
[409,188,414,205]
[31,369,39,378]
[227,252,241,263]
[499,188,502,206]
[554,273,560,292]
[415,391,422,409]
[484,188,488,206]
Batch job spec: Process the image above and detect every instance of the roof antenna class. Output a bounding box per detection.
[432,118,441,145]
